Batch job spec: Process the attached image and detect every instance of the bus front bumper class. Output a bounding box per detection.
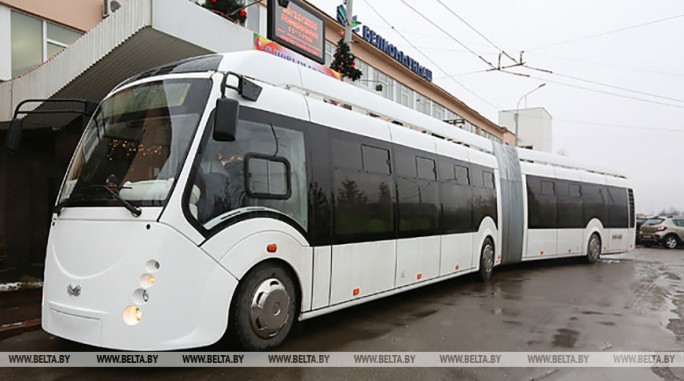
[42,219,238,350]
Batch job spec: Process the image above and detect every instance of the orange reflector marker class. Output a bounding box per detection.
[353,288,360,296]
[497,255,501,261]
[266,244,277,253]
[455,264,460,270]
[417,273,422,280]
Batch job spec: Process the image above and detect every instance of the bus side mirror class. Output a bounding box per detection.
[213,98,239,142]
[6,118,23,152]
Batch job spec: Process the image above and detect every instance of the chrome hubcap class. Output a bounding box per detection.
[483,243,494,273]
[666,237,677,249]
[589,236,600,260]
[249,278,290,339]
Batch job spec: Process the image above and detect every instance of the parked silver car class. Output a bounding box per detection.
[639,216,684,249]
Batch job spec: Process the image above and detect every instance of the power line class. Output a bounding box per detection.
[530,13,684,51]
[397,0,498,70]
[434,0,518,64]
[513,111,684,133]
[370,25,496,49]
[500,69,684,109]
[555,118,684,133]
[526,52,684,78]
[541,70,684,104]
[360,0,502,110]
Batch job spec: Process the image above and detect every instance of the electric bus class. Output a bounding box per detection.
[7,51,635,350]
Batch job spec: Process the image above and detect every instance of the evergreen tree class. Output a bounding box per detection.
[330,37,362,81]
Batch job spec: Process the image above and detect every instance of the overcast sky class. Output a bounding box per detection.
[309,0,684,215]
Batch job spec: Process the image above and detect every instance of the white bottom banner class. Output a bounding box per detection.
[1,352,683,367]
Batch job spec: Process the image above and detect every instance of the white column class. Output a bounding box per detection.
[0,6,12,81]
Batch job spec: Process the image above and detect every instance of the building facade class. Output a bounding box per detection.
[0,0,513,282]
[499,107,553,152]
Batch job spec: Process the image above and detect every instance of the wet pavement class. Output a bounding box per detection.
[2,247,684,380]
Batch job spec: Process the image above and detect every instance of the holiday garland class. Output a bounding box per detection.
[330,37,363,81]
[203,0,248,25]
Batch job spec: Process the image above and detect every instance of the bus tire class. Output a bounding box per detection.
[664,235,679,249]
[231,263,297,350]
[586,233,601,264]
[478,237,495,282]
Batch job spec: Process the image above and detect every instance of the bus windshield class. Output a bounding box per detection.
[57,78,212,209]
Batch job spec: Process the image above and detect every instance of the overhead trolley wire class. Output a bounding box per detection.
[434,0,519,64]
[396,0,499,70]
[360,0,503,110]
[500,70,684,109]
[530,13,684,51]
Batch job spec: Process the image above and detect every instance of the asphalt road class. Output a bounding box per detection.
[2,246,684,380]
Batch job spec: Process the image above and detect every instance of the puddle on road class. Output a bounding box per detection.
[600,259,622,264]
[552,328,579,348]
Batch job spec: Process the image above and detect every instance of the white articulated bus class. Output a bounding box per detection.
[8,51,635,350]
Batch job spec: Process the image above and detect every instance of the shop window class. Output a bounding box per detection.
[11,11,83,78]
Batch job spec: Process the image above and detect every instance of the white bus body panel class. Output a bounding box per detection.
[474,217,499,269]
[433,137,471,163]
[311,246,332,310]
[42,217,236,351]
[329,240,396,306]
[307,98,392,141]
[200,219,313,312]
[439,233,474,275]
[395,237,441,287]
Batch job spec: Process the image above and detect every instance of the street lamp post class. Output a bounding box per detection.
[344,0,354,46]
[514,83,546,147]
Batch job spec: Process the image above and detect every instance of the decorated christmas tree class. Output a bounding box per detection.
[203,0,247,25]
[330,37,362,81]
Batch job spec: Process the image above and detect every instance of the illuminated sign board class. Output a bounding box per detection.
[268,0,325,64]
[362,25,433,82]
[253,34,342,80]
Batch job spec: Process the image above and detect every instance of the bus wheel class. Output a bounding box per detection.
[664,235,679,249]
[231,263,297,350]
[479,237,495,282]
[586,233,601,264]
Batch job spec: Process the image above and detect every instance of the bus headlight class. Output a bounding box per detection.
[140,274,156,288]
[123,305,142,325]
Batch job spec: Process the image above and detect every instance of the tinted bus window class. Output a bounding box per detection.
[472,165,497,226]
[581,184,606,225]
[527,175,556,229]
[417,157,436,180]
[607,187,628,228]
[440,158,473,233]
[556,179,583,228]
[396,148,439,235]
[483,171,495,189]
[331,133,394,242]
[454,165,469,185]
[362,145,391,175]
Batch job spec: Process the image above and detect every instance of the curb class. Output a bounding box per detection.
[0,318,41,340]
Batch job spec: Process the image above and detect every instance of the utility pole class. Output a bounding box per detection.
[344,0,354,46]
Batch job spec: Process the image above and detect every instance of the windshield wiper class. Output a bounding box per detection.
[89,185,142,217]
